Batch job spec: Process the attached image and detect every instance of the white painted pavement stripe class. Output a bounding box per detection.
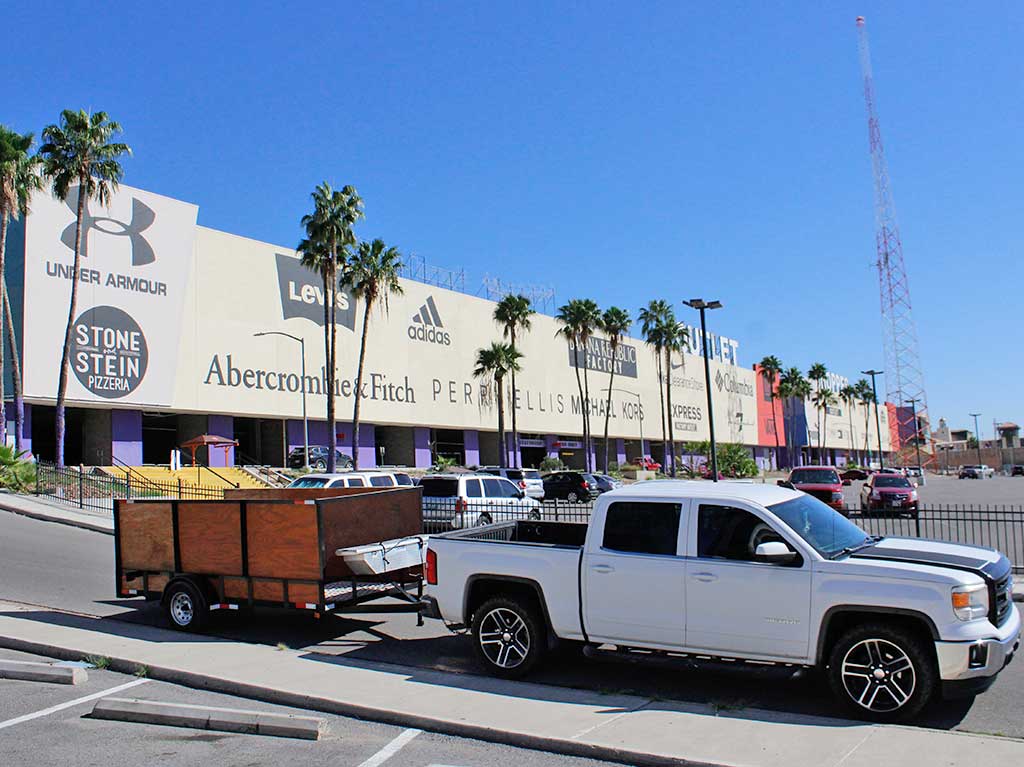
[0,678,149,731]
[356,727,422,767]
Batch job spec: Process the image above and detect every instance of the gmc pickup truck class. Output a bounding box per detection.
[422,481,1019,721]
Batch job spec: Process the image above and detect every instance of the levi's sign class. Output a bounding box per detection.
[275,253,355,330]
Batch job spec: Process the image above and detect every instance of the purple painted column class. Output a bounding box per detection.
[357,423,376,468]
[207,414,234,467]
[22,404,31,456]
[414,427,432,468]
[545,434,559,460]
[111,410,143,465]
[464,429,480,467]
[616,439,627,466]
[505,433,517,468]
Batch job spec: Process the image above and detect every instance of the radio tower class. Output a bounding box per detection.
[856,16,930,464]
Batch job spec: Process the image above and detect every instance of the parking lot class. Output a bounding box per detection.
[0,646,617,767]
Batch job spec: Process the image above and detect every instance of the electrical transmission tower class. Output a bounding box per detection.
[856,16,931,464]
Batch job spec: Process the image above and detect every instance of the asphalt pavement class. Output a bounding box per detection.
[0,647,617,767]
[1,509,1021,742]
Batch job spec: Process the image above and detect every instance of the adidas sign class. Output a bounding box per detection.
[408,296,452,346]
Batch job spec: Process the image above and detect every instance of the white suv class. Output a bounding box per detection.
[287,470,412,489]
[420,473,542,529]
[478,466,545,500]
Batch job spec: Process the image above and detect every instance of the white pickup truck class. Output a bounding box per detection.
[422,481,1019,721]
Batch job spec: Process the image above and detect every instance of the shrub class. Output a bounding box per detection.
[0,445,36,492]
[539,456,565,472]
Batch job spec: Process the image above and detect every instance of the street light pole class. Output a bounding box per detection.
[906,397,925,485]
[861,369,884,470]
[970,412,983,467]
[685,299,722,482]
[255,331,309,471]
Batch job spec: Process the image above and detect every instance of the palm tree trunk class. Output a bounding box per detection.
[655,350,666,467]
[770,388,781,471]
[509,328,518,468]
[603,339,617,472]
[56,186,87,468]
[664,348,675,477]
[581,346,592,473]
[496,375,506,468]
[0,209,8,448]
[570,338,586,470]
[822,409,829,464]
[848,407,855,463]
[327,255,338,472]
[4,280,23,451]
[351,299,372,470]
[320,271,330,468]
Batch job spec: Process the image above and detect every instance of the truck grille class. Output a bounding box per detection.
[806,489,833,503]
[992,573,1013,626]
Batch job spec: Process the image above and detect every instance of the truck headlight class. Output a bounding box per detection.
[831,491,844,502]
[952,584,989,621]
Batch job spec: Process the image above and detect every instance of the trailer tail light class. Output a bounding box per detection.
[425,548,438,585]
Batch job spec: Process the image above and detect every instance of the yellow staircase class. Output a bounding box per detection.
[98,465,272,492]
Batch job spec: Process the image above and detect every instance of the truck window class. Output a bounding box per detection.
[465,479,483,497]
[369,475,395,487]
[420,478,458,497]
[482,478,504,497]
[602,502,681,556]
[347,477,365,487]
[698,505,783,561]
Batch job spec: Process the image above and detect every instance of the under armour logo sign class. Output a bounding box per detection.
[62,196,156,266]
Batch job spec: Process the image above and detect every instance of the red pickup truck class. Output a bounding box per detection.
[779,465,849,515]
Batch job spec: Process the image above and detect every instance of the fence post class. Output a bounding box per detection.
[914,511,921,538]
[178,478,183,499]
[35,461,40,496]
[78,465,84,509]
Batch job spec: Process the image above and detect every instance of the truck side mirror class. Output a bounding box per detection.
[755,541,798,564]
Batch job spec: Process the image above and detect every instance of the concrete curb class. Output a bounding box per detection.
[0,500,113,536]
[0,634,726,767]
[90,697,325,740]
[0,658,87,685]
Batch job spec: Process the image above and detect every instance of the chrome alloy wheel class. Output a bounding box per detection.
[841,638,916,713]
[478,607,531,669]
[169,591,195,627]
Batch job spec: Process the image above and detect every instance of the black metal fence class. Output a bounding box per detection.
[421,498,593,534]
[34,462,225,512]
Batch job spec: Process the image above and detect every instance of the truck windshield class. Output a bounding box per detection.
[767,495,868,558]
[789,469,840,485]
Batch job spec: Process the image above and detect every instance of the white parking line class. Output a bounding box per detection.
[0,678,149,731]
[356,727,422,767]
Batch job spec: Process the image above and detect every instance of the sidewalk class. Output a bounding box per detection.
[0,601,1021,767]
[0,492,113,535]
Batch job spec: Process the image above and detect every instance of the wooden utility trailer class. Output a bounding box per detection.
[114,486,425,631]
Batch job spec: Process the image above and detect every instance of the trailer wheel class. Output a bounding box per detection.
[163,580,208,632]
[471,596,546,679]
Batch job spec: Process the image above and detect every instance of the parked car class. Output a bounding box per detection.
[630,456,661,471]
[419,473,541,529]
[478,466,545,500]
[1012,465,1024,477]
[959,465,995,480]
[542,471,601,502]
[423,481,1020,722]
[287,446,353,471]
[860,473,919,516]
[904,466,923,478]
[592,474,621,493]
[287,471,406,489]
[840,468,869,482]
[778,466,847,513]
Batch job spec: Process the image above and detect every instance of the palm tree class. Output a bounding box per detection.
[807,363,827,462]
[556,300,602,471]
[758,355,783,470]
[638,300,672,471]
[38,111,130,468]
[0,127,42,450]
[493,294,534,468]
[473,342,522,468]
[576,299,603,471]
[599,306,631,472]
[855,378,875,462]
[840,384,859,462]
[342,238,403,470]
[778,367,809,467]
[299,182,363,472]
[662,315,686,477]
[812,387,837,463]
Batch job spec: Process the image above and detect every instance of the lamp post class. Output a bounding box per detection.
[861,369,884,470]
[905,397,925,485]
[970,412,983,467]
[255,331,309,470]
[684,299,722,482]
[605,386,643,465]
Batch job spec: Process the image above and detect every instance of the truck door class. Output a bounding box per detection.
[582,500,687,648]
[685,502,811,659]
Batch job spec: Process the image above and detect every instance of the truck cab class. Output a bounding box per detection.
[424,481,1020,722]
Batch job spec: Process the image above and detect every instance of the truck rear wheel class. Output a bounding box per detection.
[471,596,546,679]
[163,580,208,632]
[827,623,936,722]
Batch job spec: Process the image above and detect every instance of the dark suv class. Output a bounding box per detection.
[541,471,600,502]
[286,446,354,471]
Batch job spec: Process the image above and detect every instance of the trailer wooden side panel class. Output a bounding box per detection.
[223,487,374,501]
[118,502,175,571]
[178,502,243,575]
[320,488,423,580]
[246,502,321,580]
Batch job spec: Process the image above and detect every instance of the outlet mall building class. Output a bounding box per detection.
[4,183,894,470]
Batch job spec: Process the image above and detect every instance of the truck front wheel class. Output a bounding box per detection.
[827,623,936,722]
[163,580,208,632]
[471,596,546,679]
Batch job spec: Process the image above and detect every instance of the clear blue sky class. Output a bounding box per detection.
[5,1,1022,438]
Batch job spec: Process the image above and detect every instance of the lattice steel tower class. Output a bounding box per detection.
[856,16,930,459]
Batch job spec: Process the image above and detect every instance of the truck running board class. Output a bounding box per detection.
[581,643,812,670]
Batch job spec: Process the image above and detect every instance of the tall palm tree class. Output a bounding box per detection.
[299,182,363,472]
[840,384,858,462]
[0,127,42,450]
[493,294,534,468]
[575,299,602,471]
[662,315,686,477]
[779,367,809,467]
[855,378,875,461]
[342,238,403,470]
[639,300,672,471]
[38,111,130,468]
[812,387,837,463]
[599,306,631,472]
[807,363,827,462]
[556,300,601,471]
[758,355,783,470]
[473,342,522,468]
